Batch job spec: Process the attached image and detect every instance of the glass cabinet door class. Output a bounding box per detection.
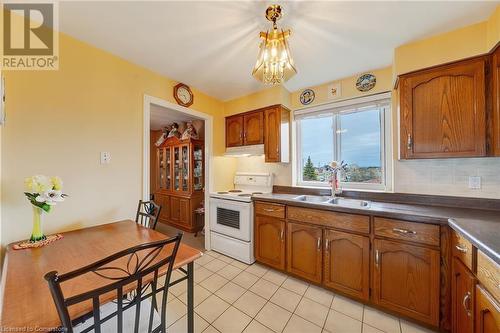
[181,144,189,192]
[158,148,165,189]
[193,144,203,191]
[165,147,171,190]
[174,146,180,191]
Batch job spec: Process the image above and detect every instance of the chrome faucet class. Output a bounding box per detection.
[330,171,342,198]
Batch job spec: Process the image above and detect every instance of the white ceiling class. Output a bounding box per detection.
[150,104,202,130]
[59,1,497,101]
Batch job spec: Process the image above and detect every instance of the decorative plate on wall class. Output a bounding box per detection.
[356,73,376,92]
[300,89,315,105]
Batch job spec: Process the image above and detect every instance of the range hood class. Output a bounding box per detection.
[224,144,265,157]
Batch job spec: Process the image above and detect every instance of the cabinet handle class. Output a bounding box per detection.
[462,291,472,316]
[317,238,321,251]
[280,229,284,242]
[325,239,329,252]
[392,228,416,235]
[375,250,380,269]
[455,244,468,253]
[263,208,275,212]
[407,134,412,150]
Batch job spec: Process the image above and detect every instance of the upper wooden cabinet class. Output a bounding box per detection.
[492,46,500,156]
[226,116,244,147]
[372,239,440,326]
[225,105,290,163]
[399,57,487,159]
[243,112,264,145]
[264,105,290,163]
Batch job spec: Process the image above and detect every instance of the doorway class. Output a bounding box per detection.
[143,95,213,251]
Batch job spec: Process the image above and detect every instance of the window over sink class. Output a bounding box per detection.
[295,93,392,191]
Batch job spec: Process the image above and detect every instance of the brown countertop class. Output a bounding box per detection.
[252,193,500,264]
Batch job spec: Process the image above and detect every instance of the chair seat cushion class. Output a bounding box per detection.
[74,298,161,333]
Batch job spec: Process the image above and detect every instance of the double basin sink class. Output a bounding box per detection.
[292,195,371,209]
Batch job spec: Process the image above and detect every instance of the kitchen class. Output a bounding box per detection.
[1,2,499,333]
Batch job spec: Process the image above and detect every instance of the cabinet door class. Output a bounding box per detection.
[452,257,475,333]
[475,285,500,333]
[400,58,486,158]
[179,198,190,226]
[264,107,281,162]
[324,230,369,301]
[156,193,170,222]
[287,222,322,283]
[255,216,285,270]
[372,239,440,326]
[243,111,264,145]
[493,47,500,156]
[170,196,180,222]
[226,116,244,147]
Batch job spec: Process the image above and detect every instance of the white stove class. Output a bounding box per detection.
[209,173,273,264]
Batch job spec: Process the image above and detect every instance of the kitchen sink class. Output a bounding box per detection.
[293,195,331,203]
[325,197,371,208]
[292,195,371,208]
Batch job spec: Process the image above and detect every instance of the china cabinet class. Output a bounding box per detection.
[154,136,204,233]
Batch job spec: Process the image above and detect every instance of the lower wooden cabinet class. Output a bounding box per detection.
[452,257,475,333]
[372,239,440,326]
[323,229,370,301]
[286,222,322,284]
[255,215,285,270]
[475,285,500,333]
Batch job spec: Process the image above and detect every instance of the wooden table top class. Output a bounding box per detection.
[0,220,202,329]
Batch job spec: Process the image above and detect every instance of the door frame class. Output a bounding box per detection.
[143,94,214,249]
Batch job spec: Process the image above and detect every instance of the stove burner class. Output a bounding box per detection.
[217,191,229,194]
[228,190,242,193]
[238,194,252,197]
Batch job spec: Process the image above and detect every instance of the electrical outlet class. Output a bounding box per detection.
[468,176,481,189]
[100,152,111,164]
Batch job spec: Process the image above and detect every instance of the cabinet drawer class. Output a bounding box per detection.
[374,218,439,247]
[287,206,369,234]
[255,202,285,219]
[477,250,500,302]
[452,230,474,271]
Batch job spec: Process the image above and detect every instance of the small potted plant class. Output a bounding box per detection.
[24,175,67,243]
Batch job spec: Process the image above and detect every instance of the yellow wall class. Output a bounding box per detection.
[291,67,392,109]
[1,31,226,245]
[487,6,500,50]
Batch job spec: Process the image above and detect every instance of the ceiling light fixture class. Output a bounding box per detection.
[252,4,297,85]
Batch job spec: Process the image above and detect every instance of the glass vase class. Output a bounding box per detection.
[30,206,46,242]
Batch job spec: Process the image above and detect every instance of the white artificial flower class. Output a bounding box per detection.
[35,190,65,205]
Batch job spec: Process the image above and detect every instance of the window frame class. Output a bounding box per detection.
[294,93,392,192]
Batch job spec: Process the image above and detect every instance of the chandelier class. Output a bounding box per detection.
[252,5,297,85]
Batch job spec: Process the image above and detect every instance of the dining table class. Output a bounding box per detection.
[0,220,202,332]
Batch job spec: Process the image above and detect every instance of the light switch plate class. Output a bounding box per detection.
[468,176,481,189]
[100,152,111,164]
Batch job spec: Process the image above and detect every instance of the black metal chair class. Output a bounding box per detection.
[44,233,182,333]
[136,200,161,230]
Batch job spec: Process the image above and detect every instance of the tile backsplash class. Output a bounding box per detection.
[394,158,500,199]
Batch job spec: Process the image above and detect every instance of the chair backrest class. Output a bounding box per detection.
[136,200,161,230]
[45,233,183,333]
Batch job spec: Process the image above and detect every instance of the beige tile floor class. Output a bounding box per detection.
[165,251,438,333]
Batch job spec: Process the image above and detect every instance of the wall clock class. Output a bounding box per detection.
[300,89,315,105]
[173,83,194,107]
[356,73,376,92]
